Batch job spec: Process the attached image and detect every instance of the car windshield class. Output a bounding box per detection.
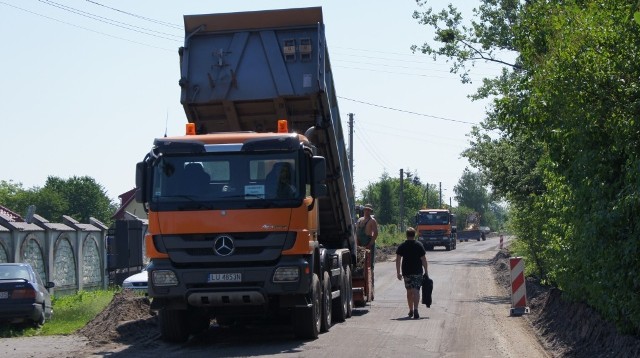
[0,265,30,280]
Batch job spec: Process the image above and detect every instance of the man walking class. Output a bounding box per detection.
[396,227,429,319]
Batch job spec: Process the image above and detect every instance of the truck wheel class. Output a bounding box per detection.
[294,273,321,339]
[332,266,351,322]
[320,271,332,332]
[188,308,210,334]
[345,266,353,318]
[446,244,451,251]
[159,308,190,343]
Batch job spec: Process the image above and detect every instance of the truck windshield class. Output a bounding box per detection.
[417,212,450,225]
[150,152,302,204]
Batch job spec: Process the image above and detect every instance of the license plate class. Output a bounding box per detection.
[208,273,241,283]
[0,291,7,299]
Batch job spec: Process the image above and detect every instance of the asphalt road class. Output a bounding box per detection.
[0,236,550,358]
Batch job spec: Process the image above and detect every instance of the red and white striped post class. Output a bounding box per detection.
[499,235,504,249]
[509,257,530,316]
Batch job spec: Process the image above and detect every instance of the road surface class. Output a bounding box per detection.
[1,236,550,357]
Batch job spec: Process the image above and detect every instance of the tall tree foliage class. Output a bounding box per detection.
[0,177,117,226]
[413,0,640,334]
[453,168,489,215]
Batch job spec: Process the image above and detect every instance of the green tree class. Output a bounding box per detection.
[0,177,117,226]
[43,176,117,224]
[453,168,489,217]
[414,0,640,334]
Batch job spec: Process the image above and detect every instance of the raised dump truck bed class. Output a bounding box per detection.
[180,6,355,249]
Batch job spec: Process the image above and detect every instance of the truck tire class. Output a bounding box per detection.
[294,273,321,340]
[320,271,332,332]
[345,266,353,318]
[332,266,350,322]
[188,308,210,334]
[446,243,451,251]
[159,308,190,343]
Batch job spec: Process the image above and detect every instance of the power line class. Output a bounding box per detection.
[353,127,392,170]
[84,0,182,29]
[0,1,175,51]
[37,0,182,41]
[338,96,477,125]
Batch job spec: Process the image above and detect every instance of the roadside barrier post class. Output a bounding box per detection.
[499,235,504,249]
[509,257,530,316]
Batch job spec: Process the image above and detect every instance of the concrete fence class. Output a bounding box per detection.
[0,209,108,295]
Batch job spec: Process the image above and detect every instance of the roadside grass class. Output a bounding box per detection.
[0,288,118,338]
[377,224,405,247]
[504,237,539,276]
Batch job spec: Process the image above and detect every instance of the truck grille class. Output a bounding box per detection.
[419,230,446,237]
[156,232,293,265]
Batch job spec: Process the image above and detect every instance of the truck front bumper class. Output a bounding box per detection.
[418,237,453,247]
[147,256,311,309]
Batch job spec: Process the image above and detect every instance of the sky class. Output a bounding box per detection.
[0,0,504,206]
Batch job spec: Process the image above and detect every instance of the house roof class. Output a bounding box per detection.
[112,188,137,220]
[0,205,22,222]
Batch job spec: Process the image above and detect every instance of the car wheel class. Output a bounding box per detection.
[34,304,46,327]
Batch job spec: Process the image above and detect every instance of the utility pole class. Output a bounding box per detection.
[399,169,404,231]
[348,113,354,194]
[439,182,442,208]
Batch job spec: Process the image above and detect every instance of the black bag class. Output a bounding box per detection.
[421,274,433,308]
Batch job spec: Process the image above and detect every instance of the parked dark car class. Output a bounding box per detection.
[0,263,55,327]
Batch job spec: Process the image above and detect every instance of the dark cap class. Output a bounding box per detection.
[363,204,374,212]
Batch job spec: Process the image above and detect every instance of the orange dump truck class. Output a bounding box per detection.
[134,7,369,342]
[415,209,457,251]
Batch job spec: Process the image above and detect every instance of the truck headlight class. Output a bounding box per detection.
[273,267,299,282]
[152,270,179,286]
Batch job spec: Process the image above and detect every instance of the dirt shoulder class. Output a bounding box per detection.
[490,248,640,358]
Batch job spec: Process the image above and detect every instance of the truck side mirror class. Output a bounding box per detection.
[135,161,148,203]
[311,156,327,198]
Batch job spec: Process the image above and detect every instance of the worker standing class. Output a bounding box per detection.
[356,204,378,269]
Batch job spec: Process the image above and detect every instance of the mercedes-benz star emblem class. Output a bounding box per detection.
[213,235,235,256]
